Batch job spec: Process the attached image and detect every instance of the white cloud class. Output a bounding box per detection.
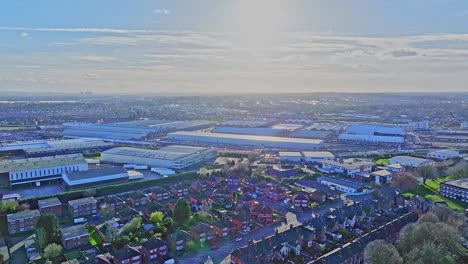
[71,56,117,62]
[20,32,29,37]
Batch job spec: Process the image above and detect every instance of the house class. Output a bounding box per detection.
[38,197,62,216]
[389,156,433,169]
[60,225,89,249]
[317,160,374,176]
[268,187,287,201]
[227,175,241,186]
[230,211,254,231]
[411,195,434,213]
[265,167,300,180]
[191,180,208,192]
[112,245,143,264]
[292,192,310,209]
[7,209,40,235]
[250,204,274,225]
[255,182,272,196]
[141,237,168,261]
[171,183,189,197]
[190,222,215,243]
[101,196,125,210]
[142,202,165,218]
[117,207,141,222]
[244,178,260,190]
[68,197,98,218]
[237,193,257,206]
[212,219,237,237]
[123,192,148,206]
[371,170,393,185]
[170,229,192,251]
[211,186,233,200]
[149,187,170,201]
[205,175,221,187]
[295,179,340,200]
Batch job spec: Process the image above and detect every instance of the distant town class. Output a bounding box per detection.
[0,92,467,264]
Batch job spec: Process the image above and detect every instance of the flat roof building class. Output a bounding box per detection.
[102,145,216,169]
[339,124,406,144]
[38,197,62,216]
[389,156,433,168]
[63,167,129,190]
[167,131,323,150]
[440,178,468,203]
[0,154,88,187]
[279,152,302,163]
[317,176,368,194]
[302,151,335,163]
[427,149,459,160]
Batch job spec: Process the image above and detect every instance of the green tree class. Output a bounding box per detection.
[417,165,437,184]
[161,217,174,230]
[122,217,142,234]
[35,227,48,252]
[173,198,191,225]
[150,211,164,224]
[36,214,60,243]
[364,240,403,264]
[99,206,115,221]
[43,243,63,259]
[0,200,18,213]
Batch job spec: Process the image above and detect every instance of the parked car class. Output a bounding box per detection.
[211,245,218,250]
[235,236,243,242]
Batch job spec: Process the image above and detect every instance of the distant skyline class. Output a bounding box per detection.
[1,0,468,93]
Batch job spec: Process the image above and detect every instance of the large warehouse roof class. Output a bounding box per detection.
[0,154,86,173]
[103,145,212,161]
[169,131,323,144]
[338,134,404,143]
[212,127,287,136]
[344,124,406,136]
[64,166,127,182]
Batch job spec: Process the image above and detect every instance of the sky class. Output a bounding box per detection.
[1,0,468,94]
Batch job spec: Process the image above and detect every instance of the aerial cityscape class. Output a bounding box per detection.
[0,1,468,264]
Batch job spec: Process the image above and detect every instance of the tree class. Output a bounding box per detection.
[417,165,436,184]
[122,217,142,234]
[83,188,97,197]
[42,243,63,259]
[36,214,60,243]
[99,206,115,221]
[150,211,164,224]
[161,217,174,230]
[35,227,48,252]
[17,203,30,211]
[390,172,419,191]
[0,200,18,213]
[364,240,403,264]
[173,198,191,225]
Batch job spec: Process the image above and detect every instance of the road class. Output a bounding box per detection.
[176,200,343,263]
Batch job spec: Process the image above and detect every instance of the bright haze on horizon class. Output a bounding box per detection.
[1,0,468,94]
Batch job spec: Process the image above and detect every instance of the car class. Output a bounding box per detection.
[235,236,243,242]
[243,227,250,232]
[211,245,218,250]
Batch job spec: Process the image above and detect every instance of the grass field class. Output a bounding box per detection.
[87,227,103,246]
[375,158,390,165]
[403,175,468,212]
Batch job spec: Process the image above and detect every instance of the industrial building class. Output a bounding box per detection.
[279,152,303,163]
[212,127,287,137]
[426,149,459,160]
[0,154,88,187]
[0,138,112,157]
[302,151,335,163]
[102,145,216,169]
[316,176,367,194]
[63,167,129,190]
[63,120,214,141]
[167,131,323,150]
[317,160,375,176]
[389,156,433,168]
[338,124,406,144]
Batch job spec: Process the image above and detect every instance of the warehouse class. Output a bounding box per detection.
[167,131,323,150]
[426,149,459,160]
[279,152,302,163]
[212,127,287,136]
[317,160,374,176]
[338,124,406,144]
[302,151,335,163]
[0,154,88,187]
[316,176,367,194]
[63,167,129,190]
[63,120,214,140]
[389,156,433,168]
[102,145,216,169]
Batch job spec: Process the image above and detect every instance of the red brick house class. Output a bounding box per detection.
[292,192,310,209]
[7,209,40,235]
[250,204,273,225]
[99,245,142,264]
[124,192,148,206]
[170,229,192,251]
[230,212,254,231]
[212,219,237,237]
[141,237,168,261]
[171,184,189,197]
[38,197,62,216]
[255,183,272,196]
[191,180,208,192]
[227,175,241,186]
[268,187,287,201]
[190,222,215,243]
[149,187,170,201]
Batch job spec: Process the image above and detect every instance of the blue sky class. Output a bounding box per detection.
[1,0,468,93]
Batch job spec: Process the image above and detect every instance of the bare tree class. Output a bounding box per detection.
[417,165,437,184]
[391,172,419,191]
[364,240,403,264]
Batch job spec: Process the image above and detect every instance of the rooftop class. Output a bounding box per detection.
[317,176,365,190]
[443,178,468,190]
[64,167,127,182]
[68,197,97,207]
[61,225,88,240]
[103,145,212,161]
[389,156,432,165]
[279,151,302,157]
[319,159,375,170]
[168,131,323,144]
[302,151,335,159]
[38,197,62,208]
[0,154,86,173]
[7,209,41,222]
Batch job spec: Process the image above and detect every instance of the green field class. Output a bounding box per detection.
[87,227,103,246]
[375,158,390,165]
[403,175,468,212]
